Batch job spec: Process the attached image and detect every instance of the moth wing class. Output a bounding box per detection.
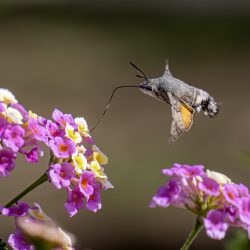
[167,92,194,144]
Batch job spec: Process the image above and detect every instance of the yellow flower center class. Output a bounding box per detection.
[81,179,88,189]
[59,144,68,152]
[227,191,235,200]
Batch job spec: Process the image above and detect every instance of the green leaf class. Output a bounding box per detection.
[226,230,250,250]
[0,238,8,250]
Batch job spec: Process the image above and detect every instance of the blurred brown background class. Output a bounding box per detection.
[0,1,250,249]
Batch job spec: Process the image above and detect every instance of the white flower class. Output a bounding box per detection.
[65,123,82,144]
[72,151,88,174]
[17,203,75,249]
[0,88,17,104]
[206,170,232,185]
[6,107,23,124]
[74,117,90,137]
[92,145,108,165]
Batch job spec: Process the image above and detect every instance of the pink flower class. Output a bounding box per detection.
[203,210,229,240]
[149,179,181,208]
[239,197,250,225]
[49,136,75,158]
[52,109,75,128]
[198,177,220,196]
[0,101,5,112]
[48,162,75,189]
[2,125,25,152]
[150,163,250,240]
[162,163,204,178]
[222,184,241,206]
[0,150,16,177]
[8,231,34,250]
[5,203,74,249]
[10,104,28,120]
[46,120,60,138]
[64,188,84,217]
[86,183,102,213]
[78,171,95,200]
[28,118,47,144]
[24,147,39,163]
[0,202,29,217]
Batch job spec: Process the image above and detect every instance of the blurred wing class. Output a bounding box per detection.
[168,92,194,144]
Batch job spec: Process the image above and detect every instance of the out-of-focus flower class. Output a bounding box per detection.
[150,163,250,240]
[0,202,29,217]
[8,231,34,250]
[206,169,232,185]
[2,203,75,250]
[203,210,229,240]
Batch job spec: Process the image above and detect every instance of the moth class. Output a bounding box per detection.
[133,61,221,143]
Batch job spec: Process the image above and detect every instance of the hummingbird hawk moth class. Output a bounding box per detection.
[134,61,221,143]
[91,61,221,144]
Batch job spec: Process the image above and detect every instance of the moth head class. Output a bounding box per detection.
[138,80,157,98]
[129,61,159,99]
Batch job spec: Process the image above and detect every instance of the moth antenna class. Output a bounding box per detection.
[136,74,145,79]
[130,62,149,82]
[90,85,139,132]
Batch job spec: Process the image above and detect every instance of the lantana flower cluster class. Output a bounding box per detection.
[150,163,250,240]
[0,88,112,217]
[44,109,113,216]
[0,89,43,177]
[0,202,74,250]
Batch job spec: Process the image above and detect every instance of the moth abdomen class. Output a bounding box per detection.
[201,96,221,117]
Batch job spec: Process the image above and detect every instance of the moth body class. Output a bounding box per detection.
[138,62,221,143]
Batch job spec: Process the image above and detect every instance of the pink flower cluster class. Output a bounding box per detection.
[0,202,74,250]
[0,89,112,217]
[150,163,250,240]
[0,89,43,177]
[44,109,113,217]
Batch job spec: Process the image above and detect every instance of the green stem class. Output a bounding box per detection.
[4,172,48,208]
[180,217,203,250]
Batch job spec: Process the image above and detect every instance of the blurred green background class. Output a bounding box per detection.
[0,1,250,249]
